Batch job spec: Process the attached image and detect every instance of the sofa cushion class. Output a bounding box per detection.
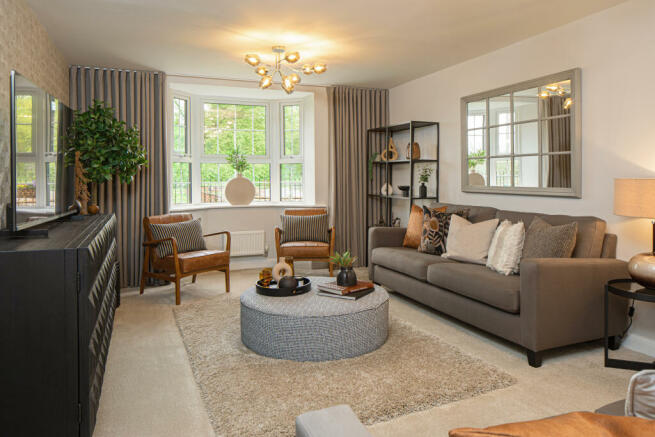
[371,247,452,281]
[427,262,520,313]
[431,203,498,223]
[149,218,206,258]
[496,210,606,258]
[156,249,228,273]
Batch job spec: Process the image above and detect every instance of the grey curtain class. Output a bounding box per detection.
[545,95,571,188]
[70,66,169,287]
[328,86,388,266]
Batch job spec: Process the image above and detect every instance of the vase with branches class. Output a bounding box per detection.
[224,149,255,205]
[65,100,148,213]
[418,166,433,198]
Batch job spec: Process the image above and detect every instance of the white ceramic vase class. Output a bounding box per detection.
[225,173,255,205]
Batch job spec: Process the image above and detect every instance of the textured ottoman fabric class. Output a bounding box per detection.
[296,404,372,437]
[240,277,389,362]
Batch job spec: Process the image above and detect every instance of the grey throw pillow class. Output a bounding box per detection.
[280,214,329,244]
[521,216,577,259]
[149,218,207,258]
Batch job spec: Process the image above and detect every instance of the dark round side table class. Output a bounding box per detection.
[605,279,655,370]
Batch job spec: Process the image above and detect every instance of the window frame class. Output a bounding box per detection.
[460,68,581,198]
[169,93,309,206]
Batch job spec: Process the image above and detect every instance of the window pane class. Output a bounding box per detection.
[201,163,222,203]
[514,156,538,187]
[253,131,266,155]
[16,124,33,153]
[218,129,234,155]
[489,94,511,125]
[253,106,266,130]
[490,158,512,187]
[236,131,252,155]
[173,98,187,154]
[204,103,219,155]
[466,100,486,128]
[172,162,191,204]
[219,164,235,182]
[50,97,59,153]
[204,128,218,155]
[490,124,511,156]
[513,87,538,122]
[514,121,538,155]
[204,103,218,127]
[283,105,300,156]
[16,161,36,206]
[542,154,572,188]
[467,159,486,186]
[467,128,485,157]
[236,105,253,130]
[541,117,571,153]
[252,163,271,201]
[219,104,235,129]
[280,163,303,201]
[46,162,57,206]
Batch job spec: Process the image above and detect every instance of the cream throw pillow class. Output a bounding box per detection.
[626,370,655,419]
[442,215,499,264]
[487,220,525,275]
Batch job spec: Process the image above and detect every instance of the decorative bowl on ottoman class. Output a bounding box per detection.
[255,276,312,296]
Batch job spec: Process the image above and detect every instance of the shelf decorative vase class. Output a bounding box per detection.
[225,173,255,205]
[419,183,427,198]
[337,267,357,287]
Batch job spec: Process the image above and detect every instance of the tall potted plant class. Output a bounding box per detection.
[224,149,255,205]
[65,100,148,214]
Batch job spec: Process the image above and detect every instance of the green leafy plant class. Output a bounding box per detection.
[468,150,485,170]
[418,166,433,184]
[65,100,148,199]
[226,149,251,175]
[330,250,358,268]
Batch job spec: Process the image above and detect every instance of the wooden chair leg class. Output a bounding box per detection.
[140,250,149,295]
[225,267,230,293]
[328,262,334,277]
[192,274,197,283]
[175,277,181,305]
[139,272,147,295]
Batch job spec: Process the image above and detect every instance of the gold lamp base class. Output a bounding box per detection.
[628,252,655,289]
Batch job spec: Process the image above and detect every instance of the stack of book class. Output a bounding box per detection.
[317,281,375,300]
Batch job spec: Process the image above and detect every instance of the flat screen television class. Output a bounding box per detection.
[6,70,75,232]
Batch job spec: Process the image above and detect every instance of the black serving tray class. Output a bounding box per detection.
[256,276,312,297]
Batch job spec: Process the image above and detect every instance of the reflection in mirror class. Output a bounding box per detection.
[514,121,538,154]
[542,154,572,188]
[466,100,486,127]
[514,156,539,187]
[513,87,538,122]
[490,157,512,187]
[467,129,485,157]
[468,159,486,186]
[541,118,571,153]
[490,125,511,156]
[489,94,510,126]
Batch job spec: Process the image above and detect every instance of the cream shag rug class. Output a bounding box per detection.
[173,294,515,436]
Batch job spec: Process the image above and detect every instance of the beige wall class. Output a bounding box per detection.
[389,0,655,352]
[0,0,69,228]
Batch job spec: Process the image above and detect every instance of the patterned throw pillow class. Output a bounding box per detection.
[280,214,329,244]
[149,218,207,258]
[418,206,469,255]
[403,204,446,248]
[521,216,578,260]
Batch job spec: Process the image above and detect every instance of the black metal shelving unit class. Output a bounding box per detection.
[366,121,440,231]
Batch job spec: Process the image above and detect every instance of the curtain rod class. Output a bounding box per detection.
[70,65,164,75]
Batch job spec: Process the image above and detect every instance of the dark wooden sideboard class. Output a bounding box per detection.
[0,214,119,437]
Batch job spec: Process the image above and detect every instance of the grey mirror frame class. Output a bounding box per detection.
[460,68,581,198]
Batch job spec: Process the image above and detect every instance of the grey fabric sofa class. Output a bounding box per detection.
[368,203,629,367]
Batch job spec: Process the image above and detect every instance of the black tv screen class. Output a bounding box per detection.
[7,70,75,232]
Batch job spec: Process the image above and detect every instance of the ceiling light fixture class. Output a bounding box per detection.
[245,45,328,94]
[539,82,573,110]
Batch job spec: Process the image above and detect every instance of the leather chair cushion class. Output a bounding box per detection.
[156,249,229,273]
[427,262,520,314]
[279,241,330,258]
[371,247,453,281]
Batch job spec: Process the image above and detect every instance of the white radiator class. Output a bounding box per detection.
[224,230,267,257]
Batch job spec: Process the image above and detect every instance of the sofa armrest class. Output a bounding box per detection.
[519,258,630,352]
[368,226,406,281]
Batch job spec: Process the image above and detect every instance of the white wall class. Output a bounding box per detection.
[389,0,655,352]
[167,76,330,268]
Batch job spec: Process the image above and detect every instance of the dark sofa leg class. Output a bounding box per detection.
[608,335,622,351]
[527,350,543,368]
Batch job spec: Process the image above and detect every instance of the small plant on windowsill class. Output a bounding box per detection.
[418,166,433,198]
[330,251,358,286]
[224,149,255,205]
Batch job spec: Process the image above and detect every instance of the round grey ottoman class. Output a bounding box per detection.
[240,277,389,362]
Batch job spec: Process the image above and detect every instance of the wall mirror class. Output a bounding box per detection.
[461,68,581,197]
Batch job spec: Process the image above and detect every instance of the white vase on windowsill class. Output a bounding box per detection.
[225,173,256,205]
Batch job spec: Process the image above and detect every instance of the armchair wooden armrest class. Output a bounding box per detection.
[204,231,231,252]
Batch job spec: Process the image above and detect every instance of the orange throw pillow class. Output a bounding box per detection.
[403,204,446,248]
[449,412,655,437]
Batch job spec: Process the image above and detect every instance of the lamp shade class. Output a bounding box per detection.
[614,178,655,219]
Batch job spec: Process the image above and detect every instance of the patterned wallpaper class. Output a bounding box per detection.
[0,0,69,228]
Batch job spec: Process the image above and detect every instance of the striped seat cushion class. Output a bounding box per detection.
[149,218,207,258]
[280,214,329,244]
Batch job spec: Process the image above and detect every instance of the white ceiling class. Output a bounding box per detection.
[27,0,627,89]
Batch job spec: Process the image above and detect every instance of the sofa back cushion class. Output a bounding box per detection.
[149,218,207,258]
[431,203,497,224]
[496,210,606,258]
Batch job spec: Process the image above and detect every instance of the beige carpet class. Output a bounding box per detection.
[173,293,516,437]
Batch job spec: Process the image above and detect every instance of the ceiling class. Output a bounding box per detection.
[27,0,627,89]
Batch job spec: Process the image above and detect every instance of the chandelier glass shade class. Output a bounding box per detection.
[244,46,327,94]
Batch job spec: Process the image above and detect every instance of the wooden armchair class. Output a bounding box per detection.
[275,208,335,276]
[140,213,230,305]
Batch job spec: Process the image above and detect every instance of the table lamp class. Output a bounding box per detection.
[614,178,655,288]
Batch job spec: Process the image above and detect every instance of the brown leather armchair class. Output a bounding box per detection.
[275,208,335,276]
[140,213,230,305]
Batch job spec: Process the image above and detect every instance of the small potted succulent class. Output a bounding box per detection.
[418,166,433,198]
[330,251,358,287]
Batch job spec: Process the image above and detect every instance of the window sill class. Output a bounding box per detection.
[170,202,326,212]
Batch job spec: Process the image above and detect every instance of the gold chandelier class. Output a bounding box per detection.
[244,45,327,94]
